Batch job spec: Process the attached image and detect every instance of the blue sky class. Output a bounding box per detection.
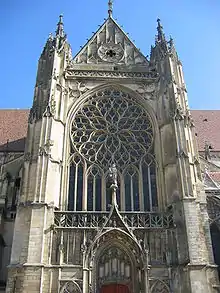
[0,0,219,109]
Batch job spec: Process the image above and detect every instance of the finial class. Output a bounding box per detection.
[56,14,64,37]
[156,18,165,42]
[168,36,175,51]
[169,35,174,46]
[108,0,113,17]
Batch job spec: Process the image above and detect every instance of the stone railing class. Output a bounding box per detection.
[54,211,174,230]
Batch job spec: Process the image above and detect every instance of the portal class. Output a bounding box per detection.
[101,283,130,293]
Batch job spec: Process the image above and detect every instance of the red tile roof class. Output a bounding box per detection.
[0,109,29,152]
[208,172,220,185]
[191,110,220,152]
[0,109,219,153]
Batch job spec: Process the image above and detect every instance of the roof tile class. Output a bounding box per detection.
[0,109,29,152]
[191,110,220,151]
[208,172,220,185]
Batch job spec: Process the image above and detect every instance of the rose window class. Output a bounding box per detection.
[68,89,158,212]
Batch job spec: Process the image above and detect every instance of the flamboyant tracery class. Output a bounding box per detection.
[98,246,132,292]
[68,89,158,211]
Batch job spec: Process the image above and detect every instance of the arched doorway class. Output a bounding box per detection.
[101,283,129,293]
[97,246,132,292]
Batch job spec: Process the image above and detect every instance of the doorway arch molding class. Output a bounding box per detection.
[85,228,148,293]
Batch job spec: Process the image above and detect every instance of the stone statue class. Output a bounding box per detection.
[109,163,118,188]
[204,141,212,160]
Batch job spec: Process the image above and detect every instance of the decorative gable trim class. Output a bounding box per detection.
[72,17,149,66]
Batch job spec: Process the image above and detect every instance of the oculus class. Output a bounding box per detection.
[98,43,124,62]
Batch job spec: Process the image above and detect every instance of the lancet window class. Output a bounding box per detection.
[68,89,158,212]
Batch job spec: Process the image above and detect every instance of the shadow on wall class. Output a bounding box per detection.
[0,137,26,153]
[210,223,220,278]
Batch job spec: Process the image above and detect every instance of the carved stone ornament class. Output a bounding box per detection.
[98,42,124,63]
[49,95,56,115]
[136,83,156,94]
[65,70,158,80]
[60,281,82,293]
[151,279,170,293]
[72,18,148,65]
[69,81,92,99]
[24,152,32,162]
[135,83,157,100]
[39,139,54,156]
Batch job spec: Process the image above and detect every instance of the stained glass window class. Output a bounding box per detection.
[68,89,158,211]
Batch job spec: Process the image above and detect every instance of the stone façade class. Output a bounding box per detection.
[0,9,220,293]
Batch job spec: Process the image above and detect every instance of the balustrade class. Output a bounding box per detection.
[54,211,174,230]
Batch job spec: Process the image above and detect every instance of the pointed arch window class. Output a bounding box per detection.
[68,89,158,212]
[87,165,102,211]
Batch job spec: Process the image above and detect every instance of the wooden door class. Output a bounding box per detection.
[101,283,129,293]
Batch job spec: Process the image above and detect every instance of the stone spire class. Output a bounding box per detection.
[54,14,68,51]
[168,35,178,58]
[56,14,64,37]
[150,18,168,61]
[108,0,113,18]
[156,18,166,43]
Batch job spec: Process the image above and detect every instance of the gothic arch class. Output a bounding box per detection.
[60,280,82,293]
[61,84,164,211]
[150,279,170,293]
[67,83,158,133]
[86,228,146,293]
[85,228,145,266]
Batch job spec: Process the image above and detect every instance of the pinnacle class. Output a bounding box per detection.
[156,17,166,42]
[56,14,64,37]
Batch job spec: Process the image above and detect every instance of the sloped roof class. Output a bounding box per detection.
[208,172,220,185]
[0,109,29,152]
[204,172,219,189]
[191,110,220,151]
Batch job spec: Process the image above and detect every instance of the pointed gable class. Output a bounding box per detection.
[72,17,149,66]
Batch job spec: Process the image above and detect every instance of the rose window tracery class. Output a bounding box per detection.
[68,89,158,212]
[98,43,124,62]
[71,89,153,171]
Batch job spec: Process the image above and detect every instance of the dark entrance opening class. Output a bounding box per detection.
[210,223,220,278]
[101,283,130,293]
